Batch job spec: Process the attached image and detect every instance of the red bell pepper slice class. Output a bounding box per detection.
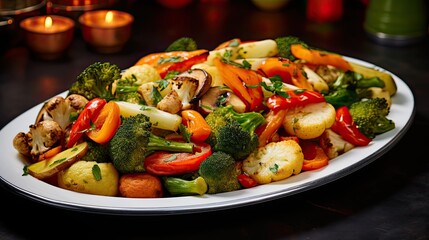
[134,49,209,78]
[266,89,325,111]
[67,98,107,148]
[164,52,209,78]
[330,106,371,146]
[144,142,212,176]
[237,173,258,188]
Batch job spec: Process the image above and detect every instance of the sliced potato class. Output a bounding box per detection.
[283,102,336,139]
[27,142,88,180]
[349,62,397,96]
[58,161,119,196]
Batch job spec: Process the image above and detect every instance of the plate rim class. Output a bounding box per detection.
[0,56,416,216]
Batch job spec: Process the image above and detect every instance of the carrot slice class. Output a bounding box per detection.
[38,145,62,162]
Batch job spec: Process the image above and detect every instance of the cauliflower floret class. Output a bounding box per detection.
[36,94,88,130]
[13,120,63,162]
[283,102,336,139]
[120,64,161,84]
[29,120,63,158]
[242,140,304,185]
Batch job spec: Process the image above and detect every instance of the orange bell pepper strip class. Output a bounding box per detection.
[300,140,329,171]
[257,57,313,90]
[257,108,288,147]
[181,110,211,142]
[86,101,121,144]
[213,57,264,112]
[134,49,209,78]
[290,44,352,72]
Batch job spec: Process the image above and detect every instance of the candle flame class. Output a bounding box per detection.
[45,16,53,28]
[105,11,113,23]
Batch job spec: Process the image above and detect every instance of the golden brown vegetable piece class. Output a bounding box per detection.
[119,173,163,198]
[27,142,88,180]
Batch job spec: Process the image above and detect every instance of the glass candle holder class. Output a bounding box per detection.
[79,10,133,54]
[20,15,75,60]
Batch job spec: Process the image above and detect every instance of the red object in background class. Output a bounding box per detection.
[307,0,343,23]
[157,0,193,8]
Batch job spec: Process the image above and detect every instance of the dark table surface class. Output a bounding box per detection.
[1,1,428,239]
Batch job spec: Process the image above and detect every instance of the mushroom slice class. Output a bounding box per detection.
[174,68,212,100]
[198,86,247,114]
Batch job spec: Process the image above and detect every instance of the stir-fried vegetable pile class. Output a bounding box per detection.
[13,36,396,198]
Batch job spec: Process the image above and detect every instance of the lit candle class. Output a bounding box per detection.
[307,0,343,23]
[79,10,134,53]
[20,15,75,60]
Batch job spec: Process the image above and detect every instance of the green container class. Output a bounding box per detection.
[364,0,428,45]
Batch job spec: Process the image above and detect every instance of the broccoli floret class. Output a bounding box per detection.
[109,114,194,173]
[275,36,309,61]
[68,62,121,101]
[349,98,395,139]
[205,105,265,160]
[165,37,198,52]
[163,176,208,196]
[115,91,144,104]
[114,77,144,104]
[198,151,242,194]
[80,140,111,163]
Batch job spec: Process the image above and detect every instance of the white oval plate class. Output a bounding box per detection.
[0,57,415,216]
